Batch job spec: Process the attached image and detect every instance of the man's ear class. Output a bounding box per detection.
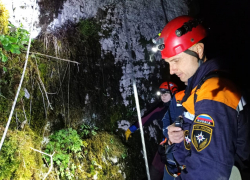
[195,43,205,59]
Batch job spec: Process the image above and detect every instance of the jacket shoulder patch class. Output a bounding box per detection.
[192,124,212,152]
[194,114,214,127]
[184,130,191,150]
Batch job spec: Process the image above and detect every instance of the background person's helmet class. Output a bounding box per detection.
[160,16,207,59]
[159,82,178,95]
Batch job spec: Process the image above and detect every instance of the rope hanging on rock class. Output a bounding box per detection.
[0,0,37,151]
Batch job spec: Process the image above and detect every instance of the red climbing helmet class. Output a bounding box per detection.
[159,82,178,95]
[159,16,207,59]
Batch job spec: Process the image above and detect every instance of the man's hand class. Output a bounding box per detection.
[125,129,132,141]
[167,123,184,143]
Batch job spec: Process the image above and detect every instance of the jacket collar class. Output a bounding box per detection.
[182,58,222,103]
[187,58,222,90]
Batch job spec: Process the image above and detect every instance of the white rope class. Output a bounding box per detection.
[133,79,151,180]
[0,0,37,151]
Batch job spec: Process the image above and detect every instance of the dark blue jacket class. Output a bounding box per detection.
[162,90,185,138]
[174,59,248,180]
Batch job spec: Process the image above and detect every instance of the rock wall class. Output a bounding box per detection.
[2,0,189,107]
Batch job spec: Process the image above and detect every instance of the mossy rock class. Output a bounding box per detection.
[0,126,43,180]
[80,131,127,180]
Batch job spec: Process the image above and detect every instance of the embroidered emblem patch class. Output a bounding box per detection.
[176,100,182,107]
[192,124,212,152]
[194,114,214,127]
[184,130,191,150]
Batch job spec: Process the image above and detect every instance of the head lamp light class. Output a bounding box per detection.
[156,91,161,96]
[151,44,165,53]
[152,44,165,52]
[157,89,170,96]
[150,33,165,61]
[152,46,158,52]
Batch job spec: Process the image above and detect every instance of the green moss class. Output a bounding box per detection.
[0,51,32,127]
[79,19,101,39]
[0,126,43,180]
[82,132,127,180]
[38,63,47,78]
[0,2,9,34]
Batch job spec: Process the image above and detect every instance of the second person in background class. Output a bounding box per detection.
[125,82,178,180]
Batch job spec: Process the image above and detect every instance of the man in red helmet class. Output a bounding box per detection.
[125,81,178,180]
[154,16,250,179]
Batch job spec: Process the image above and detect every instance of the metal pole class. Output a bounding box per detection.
[132,79,151,180]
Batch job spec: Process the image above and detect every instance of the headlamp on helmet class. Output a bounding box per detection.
[151,33,165,52]
[175,18,204,37]
[157,89,170,96]
[149,33,166,61]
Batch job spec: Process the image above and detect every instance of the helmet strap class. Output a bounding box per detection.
[184,49,199,59]
[184,49,205,66]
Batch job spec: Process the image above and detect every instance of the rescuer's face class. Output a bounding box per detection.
[161,92,171,103]
[164,43,204,83]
